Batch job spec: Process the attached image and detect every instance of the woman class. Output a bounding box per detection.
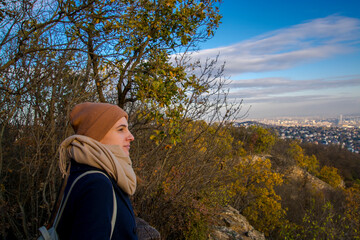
[56,102,138,239]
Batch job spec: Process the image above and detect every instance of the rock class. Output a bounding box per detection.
[209,205,265,240]
[286,165,343,190]
[136,217,161,240]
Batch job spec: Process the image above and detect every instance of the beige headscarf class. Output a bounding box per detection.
[59,135,137,195]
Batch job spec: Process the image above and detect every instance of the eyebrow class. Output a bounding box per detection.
[116,124,128,129]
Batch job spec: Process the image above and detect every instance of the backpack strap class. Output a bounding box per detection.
[110,178,117,238]
[38,226,51,240]
[53,170,117,238]
[46,163,71,229]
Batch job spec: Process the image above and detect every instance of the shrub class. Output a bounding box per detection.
[319,166,343,188]
[229,156,286,235]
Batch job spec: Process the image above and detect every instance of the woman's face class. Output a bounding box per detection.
[100,117,134,156]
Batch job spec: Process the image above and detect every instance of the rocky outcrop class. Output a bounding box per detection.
[286,165,345,190]
[136,217,161,240]
[209,205,265,240]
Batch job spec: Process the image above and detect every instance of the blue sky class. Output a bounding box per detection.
[194,0,360,119]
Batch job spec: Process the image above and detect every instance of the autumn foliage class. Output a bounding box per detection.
[130,122,285,239]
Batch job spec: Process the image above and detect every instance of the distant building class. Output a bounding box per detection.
[338,114,343,126]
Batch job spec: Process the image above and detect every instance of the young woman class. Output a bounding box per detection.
[56,102,138,239]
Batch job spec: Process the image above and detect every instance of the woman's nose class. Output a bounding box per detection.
[128,132,135,141]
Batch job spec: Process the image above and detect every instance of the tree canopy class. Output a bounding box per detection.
[0,0,228,238]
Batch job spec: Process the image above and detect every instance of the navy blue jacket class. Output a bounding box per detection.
[57,160,138,240]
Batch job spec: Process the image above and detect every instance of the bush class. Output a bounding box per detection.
[319,166,343,188]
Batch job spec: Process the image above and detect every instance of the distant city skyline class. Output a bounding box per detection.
[195,0,360,119]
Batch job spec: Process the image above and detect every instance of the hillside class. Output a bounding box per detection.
[301,143,360,184]
[2,122,360,239]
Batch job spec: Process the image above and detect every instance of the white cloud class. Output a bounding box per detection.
[187,15,360,118]
[192,15,360,75]
[226,74,360,118]
[227,75,360,100]
[229,75,360,90]
[245,95,360,119]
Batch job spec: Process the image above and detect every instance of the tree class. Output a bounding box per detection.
[319,166,343,188]
[242,126,276,154]
[345,183,360,238]
[0,0,228,238]
[229,156,285,235]
[60,0,224,143]
[288,142,319,175]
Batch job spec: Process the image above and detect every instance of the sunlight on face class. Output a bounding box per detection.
[100,117,134,156]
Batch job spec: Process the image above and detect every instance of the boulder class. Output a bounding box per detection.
[209,205,265,240]
[136,217,161,240]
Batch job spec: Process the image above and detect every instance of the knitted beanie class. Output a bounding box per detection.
[69,102,128,141]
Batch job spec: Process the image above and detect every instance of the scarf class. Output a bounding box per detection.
[59,135,136,195]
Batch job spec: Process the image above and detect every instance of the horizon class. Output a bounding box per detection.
[195,0,360,119]
[245,113,360,120]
